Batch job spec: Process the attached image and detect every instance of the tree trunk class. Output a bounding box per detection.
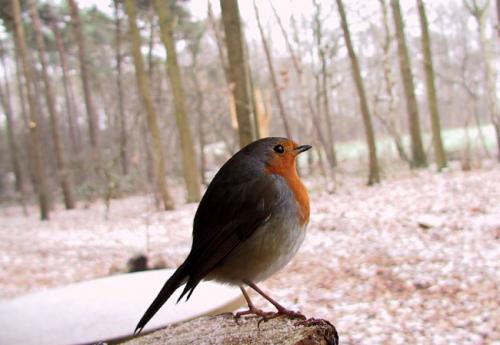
[29,0,76,210]
[124,0,175,210]
[188,38,208,185]
[391,0,427,168]
[124,315,338,345]
[465,0,500,161]
[253,1,292,138]
[336,0,380,185]
[377,0,410,163]
[220,0,256,147]
[13,39,37,190]
[207,2,239,143]
[153,0,201,203]
[68,0,100,160]
[416,0,447,170]
[0,40,23,193]
[11,0,51,220]
[497,0,500,37]
[114,0,129,176]
[48,10,82,157]
[313,0,338,169]
[270,2,330,173]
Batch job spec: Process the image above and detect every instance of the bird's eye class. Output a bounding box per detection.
[273,144,284,154]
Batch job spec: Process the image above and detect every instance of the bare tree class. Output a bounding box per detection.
[114,0,129,175]
[375,0,409,163]
[336,0,380,185]
[124,0,175,210]
[253,0,292,138]
[220,0,256,147]
[465,0,500,161]
[417,0,447,170]
[391,0,428,168]
[186,27,208,185]
[48,9,82,157]
[497,0,500,36]
[68,0,100,159]
[312,0,338,168]
[207,2,239,135]
[29,0,76,209]
[11,0,51,219]
[269,1,332,172]
[0,39,23,192]
[153,0,201,203]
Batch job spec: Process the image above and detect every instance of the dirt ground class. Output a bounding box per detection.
[1,163,499,345]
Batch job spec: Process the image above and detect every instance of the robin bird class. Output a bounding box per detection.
[135,137,312,334]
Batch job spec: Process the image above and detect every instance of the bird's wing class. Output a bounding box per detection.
[178,172,287,299]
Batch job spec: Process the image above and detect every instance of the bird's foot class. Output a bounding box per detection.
[255,307,306,326]
[234,306,274,325]
[267,306,306,321]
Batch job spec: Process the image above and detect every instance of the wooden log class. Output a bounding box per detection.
[124,314,339,345]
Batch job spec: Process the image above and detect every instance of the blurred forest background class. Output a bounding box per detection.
[0,0,498,219]
[1,1,499,344]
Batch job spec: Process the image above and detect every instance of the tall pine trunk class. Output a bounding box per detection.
[336,0,380,185]
[48,9,82,157]
[391,0,427,168]
[0,40,23,192]
[220,0,256,147]
[153,0,201,203]
[29,0,76,209]
[124,0,175,210]
[11,0,51,219]
[114,0,129,175]
[68,0,100,162]
[416,0,447,170]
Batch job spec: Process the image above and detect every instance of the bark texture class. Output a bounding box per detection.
[153,0,201,203]
[391,0,428,168]
[29,0,76,209]
[220,0,256,147]
[125,315,339,345]
[124,0,175,210]
[416,0,447,170]
[11,0,51,220]
[336,0,380,185]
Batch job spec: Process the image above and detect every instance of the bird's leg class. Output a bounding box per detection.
[234,286,274,319]
[244,280,306,320]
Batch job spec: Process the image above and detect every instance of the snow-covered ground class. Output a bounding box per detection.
[1,165,499,345]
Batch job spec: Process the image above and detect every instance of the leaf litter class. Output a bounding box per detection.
[0,165,499,345]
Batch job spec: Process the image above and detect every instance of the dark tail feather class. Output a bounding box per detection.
[134,264,187,335]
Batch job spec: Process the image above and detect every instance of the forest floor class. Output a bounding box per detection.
[0,161,499,345]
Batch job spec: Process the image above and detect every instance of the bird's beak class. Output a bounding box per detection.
[294,144,312,154]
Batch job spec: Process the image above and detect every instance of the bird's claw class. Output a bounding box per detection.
[234,306,305,327]
[233,306,273,325]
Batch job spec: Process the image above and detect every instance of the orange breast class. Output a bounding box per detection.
[266,159,310,227]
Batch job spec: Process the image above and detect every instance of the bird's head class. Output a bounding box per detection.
[241,137,312,177]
